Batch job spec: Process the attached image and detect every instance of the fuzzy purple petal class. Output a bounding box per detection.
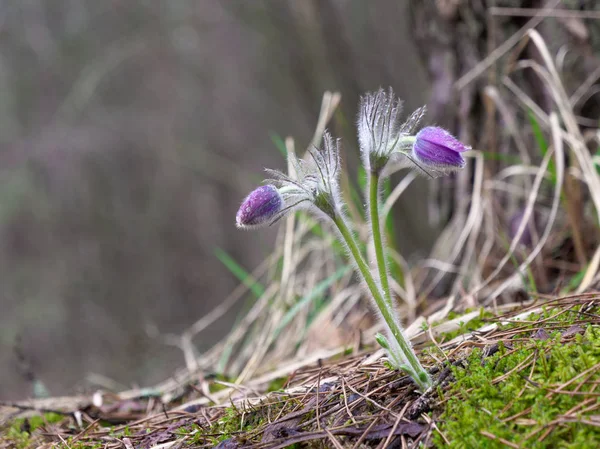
[413,127,468,170]
[236,185,283,229]
[417,127,469,153]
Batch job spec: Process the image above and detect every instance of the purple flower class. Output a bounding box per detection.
[509,208,540,247]
[411,127,469,174]
[236,185,283,229]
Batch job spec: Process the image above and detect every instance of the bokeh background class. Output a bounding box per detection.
[0,1,434,400]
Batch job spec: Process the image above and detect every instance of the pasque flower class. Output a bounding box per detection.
[409,126,469,176]
[264,131,343,221]
[236,132,343,230]
[357,88,426,173]
[236,88,472,390]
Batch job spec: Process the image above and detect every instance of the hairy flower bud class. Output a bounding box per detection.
[509,208,541,247]
[236,185,283,229]
[358,88,426,174]
[412,126,469,173]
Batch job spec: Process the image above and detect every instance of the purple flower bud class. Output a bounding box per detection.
[236,185,283,229]
[412,127,469,172]
[509,208,540,247]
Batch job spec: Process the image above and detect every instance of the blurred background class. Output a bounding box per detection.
[0,1,432,399]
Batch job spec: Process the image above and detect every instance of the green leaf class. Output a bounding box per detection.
[478,151,522,164]
[375,332,390,350]
[527,109,556,184]
[214,247,265,299]
[564,264,588,293]
[269,132,288,158]
[271,265,351,340]
[301,213,345,255]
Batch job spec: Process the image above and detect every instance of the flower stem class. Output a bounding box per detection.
[369,170,392,307]
[332,213,432,389]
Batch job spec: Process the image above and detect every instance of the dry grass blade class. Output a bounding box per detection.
[477,148,555,295]
[418,151,484,298]
[455,0,561,90]
[381,172,417,220]
[577,245,600,294]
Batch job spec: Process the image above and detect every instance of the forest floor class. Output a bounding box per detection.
[2,292,600,448]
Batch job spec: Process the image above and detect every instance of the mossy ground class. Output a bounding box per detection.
[2,296,600,448]
[1,413,64,449]
[434,303,600,448]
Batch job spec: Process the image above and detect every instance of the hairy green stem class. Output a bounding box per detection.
[332,213,432,389]
[369,170,392,307]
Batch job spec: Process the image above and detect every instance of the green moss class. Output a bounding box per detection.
[189,405,266,445]
[57,437,103,449]
[3,426,32,449]
[1,412,65,449]
[206,373,237,394]
[435,307,600,448]
[266,376,288,392]
[180,397,306,446]
[438,308,495,342]
[214,406,259,440]
[177,394,309,446]
[208,382,229,394]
